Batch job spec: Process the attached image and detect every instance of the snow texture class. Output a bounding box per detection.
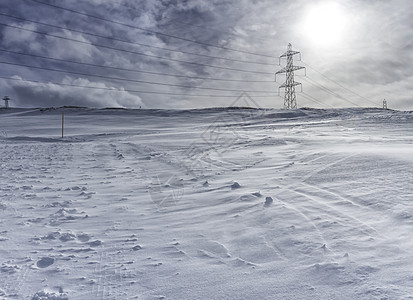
[0,106,413,299]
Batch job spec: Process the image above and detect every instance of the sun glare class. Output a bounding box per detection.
[300,2,348,47]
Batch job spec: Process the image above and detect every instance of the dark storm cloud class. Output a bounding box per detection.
[1,0,413,109]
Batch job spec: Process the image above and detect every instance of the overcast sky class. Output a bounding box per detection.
[1,0,413,110]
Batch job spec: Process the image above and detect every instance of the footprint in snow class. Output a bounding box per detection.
[252,192,262,197]
[264,197,273,207]
[36,257,54,268]
[231,182,241,189]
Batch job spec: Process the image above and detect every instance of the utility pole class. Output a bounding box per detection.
[275,43,305,109]
[2,96,10,109]
[61,112,64,138]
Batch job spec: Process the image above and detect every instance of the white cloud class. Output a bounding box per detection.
[2,76,143,108]
[45,29,99,62]
[2,22,43,53]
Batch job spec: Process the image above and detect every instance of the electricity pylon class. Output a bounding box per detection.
[275,43,305,109]
[383,99,388,109]
[2,96,10,109]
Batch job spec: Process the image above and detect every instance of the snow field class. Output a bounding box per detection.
[0,107,413,299]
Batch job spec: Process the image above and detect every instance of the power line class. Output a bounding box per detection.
[30,0,276,59]
[0,49,274,83]
[0,23,274,75]
[0,61,277,94]
[302,76,360,107]
[302,61,377,106]
[0,12,277,66]
[301,76,362,107]
[272,87,332,109]
[0,75,277,98]
[300,92,334,108]
[160,16,268,44]
[105,0,287,49]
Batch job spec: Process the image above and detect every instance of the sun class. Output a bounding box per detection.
[299,2,348,47]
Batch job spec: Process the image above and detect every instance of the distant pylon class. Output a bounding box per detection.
[383,99,388,109]
[275,43,305,109]
[2,96,10,109]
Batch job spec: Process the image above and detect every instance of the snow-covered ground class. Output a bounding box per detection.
[1,106,413,299]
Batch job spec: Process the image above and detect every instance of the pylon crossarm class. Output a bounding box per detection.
[290,66,305,72]
[279,82,301,88]
[276,67,287,75]
[280,50,301,58]
[276,65,304,75]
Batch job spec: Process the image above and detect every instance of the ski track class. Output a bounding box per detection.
[292,186,378,236]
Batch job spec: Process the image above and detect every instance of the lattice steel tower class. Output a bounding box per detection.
[2,96,10,109]
[276,43,305,109]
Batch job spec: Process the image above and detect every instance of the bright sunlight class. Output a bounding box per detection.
[300,2,348,47]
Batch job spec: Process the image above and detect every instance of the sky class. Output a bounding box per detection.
[0,0,413,110]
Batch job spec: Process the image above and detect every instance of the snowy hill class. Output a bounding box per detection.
[1,107,413,299]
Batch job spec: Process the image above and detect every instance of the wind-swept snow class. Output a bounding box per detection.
[0,107,413,299]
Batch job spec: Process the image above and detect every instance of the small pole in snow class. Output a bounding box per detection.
[62,111,64,138]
